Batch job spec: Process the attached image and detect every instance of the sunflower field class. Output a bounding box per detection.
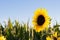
[0,8,59,40]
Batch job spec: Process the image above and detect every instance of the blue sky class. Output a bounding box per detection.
[0,0,60,25]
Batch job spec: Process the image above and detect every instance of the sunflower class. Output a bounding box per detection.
[46,36,51,40]
[53,32,57,38]
[52,36,57,40]
[32,8,50,32]
[46,35,57,40]
[46,32,58,40]
[57,37,60,40]
[52,32,57,40]
[0,36,6,40]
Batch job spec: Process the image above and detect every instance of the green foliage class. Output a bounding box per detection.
[0,19,59,40]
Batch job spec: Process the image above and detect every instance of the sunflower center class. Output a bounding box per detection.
[37,15,45,25]
[53,37,57,40]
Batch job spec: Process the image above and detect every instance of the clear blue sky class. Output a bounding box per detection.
[0,0,60,25]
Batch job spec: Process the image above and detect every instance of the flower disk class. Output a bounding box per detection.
[37,15,45,26]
